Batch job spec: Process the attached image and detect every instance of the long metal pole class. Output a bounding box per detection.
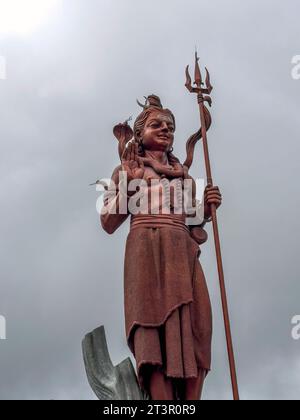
[198,96,240,401]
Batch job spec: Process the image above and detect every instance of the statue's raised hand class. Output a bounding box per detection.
[121,141,145,182]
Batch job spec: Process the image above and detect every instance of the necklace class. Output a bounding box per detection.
[140,155,184,178]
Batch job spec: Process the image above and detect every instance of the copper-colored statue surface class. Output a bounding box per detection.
[101,96,222,400]
[99,56,239,400]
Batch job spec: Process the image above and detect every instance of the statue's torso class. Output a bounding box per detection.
[133,166,186,216]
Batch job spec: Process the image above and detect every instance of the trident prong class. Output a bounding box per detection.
[194,51,202,87]
[185,65,196,93]
[185,53,213,98]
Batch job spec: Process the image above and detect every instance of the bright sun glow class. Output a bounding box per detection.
[0,0,60,35]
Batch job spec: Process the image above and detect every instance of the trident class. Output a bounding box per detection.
[185,52,240,401]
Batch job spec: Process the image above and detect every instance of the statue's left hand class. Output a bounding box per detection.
[204,185,222,218]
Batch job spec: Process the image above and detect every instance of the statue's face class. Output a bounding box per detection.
[141,111,175,152]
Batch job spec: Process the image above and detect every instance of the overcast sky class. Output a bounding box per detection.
[0,0,300,400]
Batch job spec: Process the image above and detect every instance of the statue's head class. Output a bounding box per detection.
[134,95,176,155]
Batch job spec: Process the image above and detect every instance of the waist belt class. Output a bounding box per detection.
[130,214,190,234]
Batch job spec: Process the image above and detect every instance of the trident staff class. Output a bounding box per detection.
[185,52,240,400]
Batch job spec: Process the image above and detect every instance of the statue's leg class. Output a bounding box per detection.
[149,369,174,400]
[185,368,207,400]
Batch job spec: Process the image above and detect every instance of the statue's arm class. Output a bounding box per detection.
[100,165,130,235]
[185,174,222,245]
